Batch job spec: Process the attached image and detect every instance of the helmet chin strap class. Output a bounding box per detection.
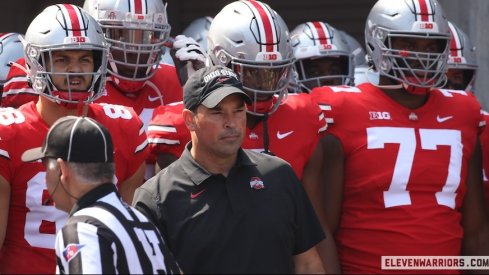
[9,61,29,75]
[367,68,432,94]
[112,76,147,93]
[50,82,90,113]
[366,67,403,90]
[402,83,432,95]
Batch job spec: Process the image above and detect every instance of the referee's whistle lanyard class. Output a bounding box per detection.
[44,176,79,205]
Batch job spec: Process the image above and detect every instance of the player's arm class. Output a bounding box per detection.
[461,138,489,256]
[0,175,10,250]
[302,141,341,273]
[155,153,178,174]
[119,162,146,204]
[319,134,345,232]
[293,245,325,274]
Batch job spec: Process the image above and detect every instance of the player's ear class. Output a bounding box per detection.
[182,108,197,131]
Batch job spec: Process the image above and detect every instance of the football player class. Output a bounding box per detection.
[0,33,33,107]
[289,21,354,92]
[148,16,213,170]
[443,21,477,93]
[83,0,189,179]
[338,29,380,86]
[308,0,489,273]
[150,1,327,179]
[0,5,149,273]
[442,21,489,211]
[182,16,213,53]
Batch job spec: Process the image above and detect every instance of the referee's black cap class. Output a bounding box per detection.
[22,116,114,163]
[183,65,252,110]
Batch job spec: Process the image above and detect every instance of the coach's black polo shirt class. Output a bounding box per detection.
[133,143,325,274]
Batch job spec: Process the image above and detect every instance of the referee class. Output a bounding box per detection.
[22,116,181,274]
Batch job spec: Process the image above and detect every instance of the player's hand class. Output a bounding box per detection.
[170,35,208,85]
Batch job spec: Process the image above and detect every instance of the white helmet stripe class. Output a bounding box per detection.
[58,4,85,37]
[129,0,147,14]
[413,0,435,22]
[245,1,278,52]
[448,22,462,57]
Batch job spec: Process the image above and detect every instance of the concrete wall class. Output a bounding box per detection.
[440,0,489,109]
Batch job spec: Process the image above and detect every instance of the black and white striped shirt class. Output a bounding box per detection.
[55,183,180,274]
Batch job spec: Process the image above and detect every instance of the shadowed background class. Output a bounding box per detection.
[0,0,487,108]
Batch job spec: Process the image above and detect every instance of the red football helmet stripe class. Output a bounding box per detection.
[417,0,429,22]
[448,22,462,57]
[0,33,12,40]
[132,0,144,14]
[311,21,330,45]
[412,0,435,22]
[61,4,82,37]
[247,0,276,52]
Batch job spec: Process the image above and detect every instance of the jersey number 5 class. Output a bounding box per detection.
[367,127,462,209]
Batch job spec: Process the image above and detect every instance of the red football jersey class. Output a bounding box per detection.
[148,93,326,179]
[311,83,484,274]
[95,64,182,178]
[147,102,189,163]
[480,110,489,203]
[1,57,39,108]
[0,102,149,274]
[96,64,183,128]
[243,93,326,179]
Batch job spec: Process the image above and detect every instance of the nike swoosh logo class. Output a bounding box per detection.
[276,131,294,140]
[436,115,453,123]
[190,188,206,199]
[148,95,162,102]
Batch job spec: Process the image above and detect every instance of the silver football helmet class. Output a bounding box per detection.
[208,0,294,116]
[84,0,171,92]
[183,16,213,52]
[0,33,24,85]
[337,30,380,86]
[365,0,451,89]
[444,21,477,92]
[23,4,109,105]
[339,30,367,67]
[290,21,354,91]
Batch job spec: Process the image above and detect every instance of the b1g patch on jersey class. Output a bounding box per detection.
[369,111,392,120]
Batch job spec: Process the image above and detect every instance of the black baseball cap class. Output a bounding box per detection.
[22,116,113,163]
[183,65,252,110]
